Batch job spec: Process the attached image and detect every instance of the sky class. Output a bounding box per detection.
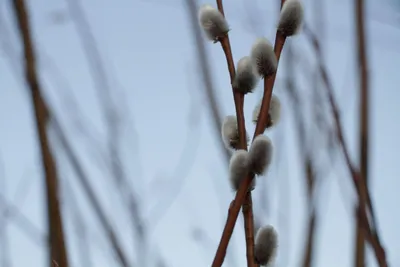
[0,0,400,266]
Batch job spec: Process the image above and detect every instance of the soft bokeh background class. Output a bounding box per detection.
[0,0,399,266]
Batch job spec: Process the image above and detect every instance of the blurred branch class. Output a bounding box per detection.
[147,117,200,228]
[303,23,388,267]
[11,0,70,266]
[51,118,132,267]
[0,193,46,246]
[0,154,11,267]
[285,42,318,267]
[184,0,230,162]
[65,1,146,263]
[64,182,93,267]
[355,0,371,265]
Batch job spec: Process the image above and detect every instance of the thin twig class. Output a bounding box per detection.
[64,182,93,267]
[52,119,132,267]
[0,155,11,267]
[183,0,231,163]
[0,193,46,246]
[11,1,69,266]
[285,42,318,267]
[65,1,146,263]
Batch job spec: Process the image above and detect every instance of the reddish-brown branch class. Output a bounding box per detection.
[11,0,69,266]
[242,192,256,267]
[215,1,256,267]
[212,9,288,267]
[355,0,369,265]
[212,175,254,267]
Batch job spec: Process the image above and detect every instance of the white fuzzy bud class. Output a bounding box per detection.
[252,94,281,128]
[254,225,278,266]
[277,0,304,37]
[250,38,277,78]
[198,4,229,42]
[248,135,273,175]
[232,56,259,94]
[229,150,251,191]
[221,115,249,150]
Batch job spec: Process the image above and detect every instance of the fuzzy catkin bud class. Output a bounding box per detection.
[252,94,281,128]
[250,38,277,78]
[198,4,229,42]
[221,115,249,150]
[254,225,278,266]
[229,150,250,191]
[232,56,259,94]
[277,0,304,37]
[248,135,273,175]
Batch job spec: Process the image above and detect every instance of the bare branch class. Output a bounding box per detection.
[11,0,70,265]
[51,118,132,267]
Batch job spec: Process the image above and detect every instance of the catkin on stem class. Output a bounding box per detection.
[250,38,277,78]
[229,150,250,191]
[198,4,229,42]
[233,56,259,94]
[248,135,273,175]
[277,0,304,37]
[254,225,278,266]
[221,115,249,150]
[252,94,281,128]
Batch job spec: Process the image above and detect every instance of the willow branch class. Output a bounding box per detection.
[212,1,288,266]
[214,1,256,267]
[11,0,69,266]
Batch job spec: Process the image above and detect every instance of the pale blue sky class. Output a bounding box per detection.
[0,0,400,267]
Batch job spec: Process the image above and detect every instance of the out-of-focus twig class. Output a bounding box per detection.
[183,0,230,162]
[11,1,70,266]
[0,155,11,267]
[0,193,46,246]
[65,2,147,263]
[285,42,318,267]
[52,118,132,267]
[303,23,387,267]
[64,182,93,267]
[355,0,370,265]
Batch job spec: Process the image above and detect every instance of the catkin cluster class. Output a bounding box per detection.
[198,0,303,266]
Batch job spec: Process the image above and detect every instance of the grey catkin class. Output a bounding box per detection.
[277,0,304,37]
[198,4,229,42]
[248,135,273,175]
[254,225,278,266]
[233,56,259,94]
[250,38,277,78]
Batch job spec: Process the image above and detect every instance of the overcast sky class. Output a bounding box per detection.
[0,0,400,266]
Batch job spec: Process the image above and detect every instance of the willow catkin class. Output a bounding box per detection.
[250,38,277,78]
[248,135,273,175]
[229,149,250,191]
[277,0,304,37]
[233,56,259,94]
[252,94,281,128]
[198,4,229,41]
[254,225,278,266]
[221,115,249,150]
